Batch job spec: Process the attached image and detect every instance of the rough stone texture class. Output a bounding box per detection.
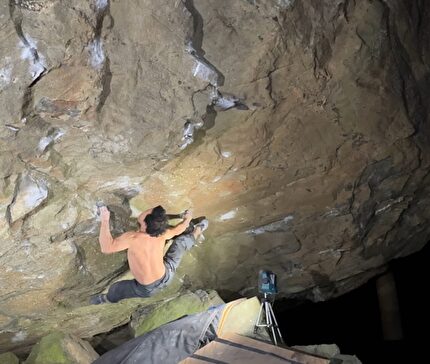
[0,276,184,356]
[0,0,429,355]
[218,297,267,340]
[131,289,224,337]
[0,351,20,364]
[88,288,222,354]
[24,332,98,364]
[293,344,362,364]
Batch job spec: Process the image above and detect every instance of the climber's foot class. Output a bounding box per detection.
[90,294,109,305]
[193,219,209,242]
[179,216,206,236]
[191,216,207,227]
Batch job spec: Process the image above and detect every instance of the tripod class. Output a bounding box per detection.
[254,293,285,346]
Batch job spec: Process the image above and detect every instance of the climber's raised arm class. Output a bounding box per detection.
[163,210,193,240]
[98,206,132,254]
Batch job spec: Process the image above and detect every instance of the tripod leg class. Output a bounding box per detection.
[269,303,278,346]
[263,302,274,345]
[268,302,284,345]
[254,301,265,333]
[265,301,270,327]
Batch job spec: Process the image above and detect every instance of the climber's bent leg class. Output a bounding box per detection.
[163,234,196,285]
[106,278,161,303]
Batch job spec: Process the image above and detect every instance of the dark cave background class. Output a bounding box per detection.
[274,242,430,363]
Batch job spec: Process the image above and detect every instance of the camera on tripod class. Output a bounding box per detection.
[255,269,284,346]
[258,270,278,295]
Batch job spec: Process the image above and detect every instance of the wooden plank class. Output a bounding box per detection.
[181,333,330,364]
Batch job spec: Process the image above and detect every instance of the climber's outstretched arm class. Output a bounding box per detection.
[98,206,132,254]
[163,210,193,240]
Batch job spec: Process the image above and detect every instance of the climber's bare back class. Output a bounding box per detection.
[122,232,167,285]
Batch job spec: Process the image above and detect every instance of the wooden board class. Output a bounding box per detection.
[181,332,331,364]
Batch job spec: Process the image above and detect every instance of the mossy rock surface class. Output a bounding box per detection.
[132,290,224,337]
[25,332,71,364]
[0,352,20,364]
[5,278,186,356]
[24,332,98,364]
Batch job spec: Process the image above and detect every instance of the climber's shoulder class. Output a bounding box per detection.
[113,231,138,244]
[127,231,159,244]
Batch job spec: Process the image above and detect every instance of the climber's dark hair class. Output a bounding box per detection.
[144,205,168,237]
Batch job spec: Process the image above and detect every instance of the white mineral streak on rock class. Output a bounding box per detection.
[37,129,65,153]
[25,185,46,209]
[186,39,220,86]
[37,137,52,152]
[247,215,294,235]
[192,59,218,85]
[53,128,65,139]
[214,95,236,109]
[318,248,349,256]
[9,174,49,223]
[18,35,46,80]
[11,331,27,343]
[59,240,77,254]
[283,215,294,224]
[323,208,341,217]
[221,151,232,158]
[311,286,325,302]
[5,124,20,132]
[277,0,295,9]
[0,64,12,89]
[210,87,239,110]
[180,121,195,149]
[179,120,203,150]
[130,205,142,218]
[22,240,32,256]
[89,39,105,69]
[219,209,237,221]
[375,197,404,215]
[79,223,98,234]
[212,176,222,183]
[100,176,141,191]
[95,0,108,10]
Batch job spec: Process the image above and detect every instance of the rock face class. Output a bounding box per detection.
[24,332,98,364]
[131,289,224,337]
[0,0,429,354]
[0,352,20,364]
[292,344,362,364]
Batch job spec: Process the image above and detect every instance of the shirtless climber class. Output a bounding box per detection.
[90,205,208,304]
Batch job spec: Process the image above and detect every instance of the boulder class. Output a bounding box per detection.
[132,290,224,337]
[293,344,362,364]
[1,276,184,356]
[217,297,265,339]
[24,332,98,364]
[0,352,20,364]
